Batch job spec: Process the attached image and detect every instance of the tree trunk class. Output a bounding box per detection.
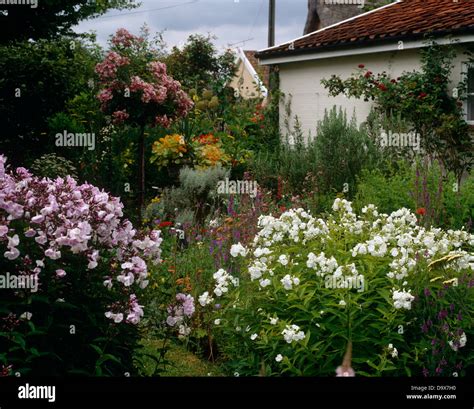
[138,124,145,225]
[304,0,320,35]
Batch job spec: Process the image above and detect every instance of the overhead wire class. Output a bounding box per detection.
[95,0,199,20]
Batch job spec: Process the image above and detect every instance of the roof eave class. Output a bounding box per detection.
[255,27,474,62]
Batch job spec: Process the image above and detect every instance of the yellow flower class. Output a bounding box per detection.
[151,134,188,168]
[196,144,230,168]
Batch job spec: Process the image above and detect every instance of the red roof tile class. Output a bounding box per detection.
[256,0,474,59]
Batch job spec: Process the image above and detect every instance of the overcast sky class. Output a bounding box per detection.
[74,0,308,52]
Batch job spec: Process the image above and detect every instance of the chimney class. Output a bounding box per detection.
[304,0,370,34]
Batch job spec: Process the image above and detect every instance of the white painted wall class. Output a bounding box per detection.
[278,46,469,140]
[229,59,263,99]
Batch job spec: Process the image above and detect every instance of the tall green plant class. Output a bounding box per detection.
[313,107,378,196]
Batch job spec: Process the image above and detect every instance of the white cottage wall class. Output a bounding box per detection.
[278,46,468,141]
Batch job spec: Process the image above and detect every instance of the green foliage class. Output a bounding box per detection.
[362,0,393,11]
[30,153,78,180]
[0,252,141,376]
[250,106,378,198]
[354,162,415,214]
[0,36,100,165]
[355,159,474,231]
[164,34,236,93]
[0,0,136,43]
[179,166,229,197]
[313,107,379,196]
[135,339,223,376]
[443,175,474,232]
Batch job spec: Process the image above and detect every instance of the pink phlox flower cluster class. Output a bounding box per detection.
[126,294,144,325]
[0,155,162,325]
[166,293,195,327]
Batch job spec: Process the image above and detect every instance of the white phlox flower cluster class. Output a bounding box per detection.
[213,268,239,297]
[230,242,248,258]
[229,198,474,313]
[255,208,323,246]
[306,252,338,276]
[392,289,415,310]
[280,274,300,290]
[449,332,467,352]
[388,343,398,358]
[282,324,305,344]
[198,291,214,307]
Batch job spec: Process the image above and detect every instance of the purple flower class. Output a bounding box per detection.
[166,316,177,327]
[424,288,431,297]
[438,310,448,321]
[422,367,429,377]
[176,293,195,317]
[457,312,463,321]
[126,294,144,324]
[214,304,221,310]
[435,366,443,375]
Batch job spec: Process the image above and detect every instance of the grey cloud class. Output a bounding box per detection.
[75,0,308,50]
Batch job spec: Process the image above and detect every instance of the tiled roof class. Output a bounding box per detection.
[256,0,474,59]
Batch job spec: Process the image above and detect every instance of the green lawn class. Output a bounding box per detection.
[137,338,224,377]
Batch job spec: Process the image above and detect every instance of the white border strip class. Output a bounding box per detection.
[258,35,474,65]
